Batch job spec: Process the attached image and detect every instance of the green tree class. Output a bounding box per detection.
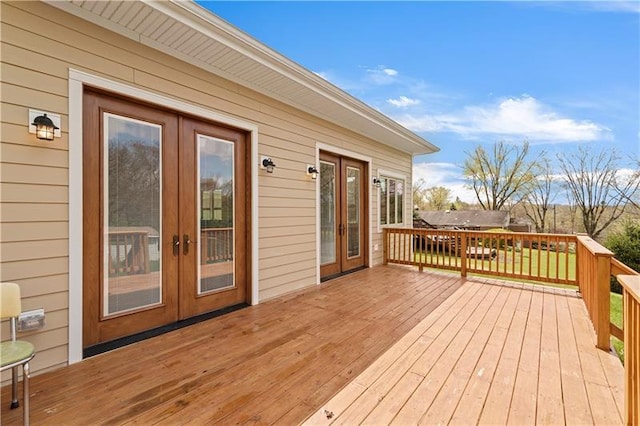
[605,220,640,293]
[426,186,452,210]
[463,141,536,211]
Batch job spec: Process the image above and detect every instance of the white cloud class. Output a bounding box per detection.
[568,1,639,14]
[396,95,610,143]
[413,162,477,204]
[387,96,421,108]
[366,66,399,85]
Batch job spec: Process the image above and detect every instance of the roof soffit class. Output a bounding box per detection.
[45,0,438,155]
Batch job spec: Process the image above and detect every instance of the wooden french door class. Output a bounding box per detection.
[83,90,248,348]
[319,152,368,279]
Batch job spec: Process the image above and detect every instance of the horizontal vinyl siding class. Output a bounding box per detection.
[0,0,414,374]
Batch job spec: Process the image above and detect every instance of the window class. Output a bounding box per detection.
[379,176,404,226]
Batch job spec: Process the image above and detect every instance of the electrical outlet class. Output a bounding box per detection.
[17,309,45,332]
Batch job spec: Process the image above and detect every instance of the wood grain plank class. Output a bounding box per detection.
[535,290,564,425]
[478,288,532,425]
[555,293,594,424]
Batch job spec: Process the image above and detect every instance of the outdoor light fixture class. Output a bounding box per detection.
[261,157,276,173]
[29,111,60,141]
[372,177,381,188]
[306,165,319,180]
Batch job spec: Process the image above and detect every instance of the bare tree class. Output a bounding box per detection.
[557,147,640,239]
[620,159,640,210]
[412,178,429,211]
[521,158,557,233]
[425,186,452,210]
[463,141,536,211]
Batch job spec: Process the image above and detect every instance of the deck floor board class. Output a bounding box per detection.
[305,276,624,426]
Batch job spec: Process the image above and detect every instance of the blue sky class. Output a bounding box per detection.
[199,1,639,202]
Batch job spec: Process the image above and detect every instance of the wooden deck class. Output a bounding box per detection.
[305,276,625,425]
[1,266,624,425]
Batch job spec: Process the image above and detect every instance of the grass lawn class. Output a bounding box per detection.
[610,292,624,363]
[415,246,577,282]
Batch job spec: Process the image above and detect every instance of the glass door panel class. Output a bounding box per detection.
[320,160,337,265]
[198,134,235,294]
[346,166,361,259]
[103,113,162,316]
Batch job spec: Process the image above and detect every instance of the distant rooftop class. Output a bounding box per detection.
[418,210,510,229]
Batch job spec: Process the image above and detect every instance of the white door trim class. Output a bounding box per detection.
[68,69,260,363]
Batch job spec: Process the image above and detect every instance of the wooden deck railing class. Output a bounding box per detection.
[618,274,640,425]
[384,227,639,425]
[201,227,233,263]
[384,228,577,284]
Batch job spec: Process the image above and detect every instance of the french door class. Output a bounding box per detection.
[83,90,248,348]
[319,152,368,279]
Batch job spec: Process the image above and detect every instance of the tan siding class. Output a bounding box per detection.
[1,140,69,168]
[259,242,316,260]
[0,0,416,375]
[260,216,315,228]
[0,222,69,243]
[259,250,316,270]
[8,275,69,300]
[0,257,68,282]
[1,239,68,263]
[0,183,68,203]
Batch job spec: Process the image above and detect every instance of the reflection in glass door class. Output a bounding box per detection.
[197,134,235,294]
[346,166,361,259]
[103,113,162,316]
[320,160,337,267]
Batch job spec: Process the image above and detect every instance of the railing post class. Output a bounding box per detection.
[460,231,467,278]
[595,254,612,350]
[383,229,388,265]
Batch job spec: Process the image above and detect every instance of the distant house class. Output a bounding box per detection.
[417,210,510,231]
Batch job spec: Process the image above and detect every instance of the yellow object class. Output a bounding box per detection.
[0,282,35,426]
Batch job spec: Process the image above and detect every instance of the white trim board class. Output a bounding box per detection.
[67,69,260,364]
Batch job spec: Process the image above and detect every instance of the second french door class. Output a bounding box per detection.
[83,90,248,349]
[319,152,368,279]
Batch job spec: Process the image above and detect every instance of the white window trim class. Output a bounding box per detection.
[377,169,408,233]
[68,69,260,364]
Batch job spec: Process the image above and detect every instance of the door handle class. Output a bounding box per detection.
[183,234,197,255]
[172,235,180,256]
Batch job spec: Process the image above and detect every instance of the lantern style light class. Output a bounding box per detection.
[31,113,59,141]
[307,165,319,180]
[262,157,276,173]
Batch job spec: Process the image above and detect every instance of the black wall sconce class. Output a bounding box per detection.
[261,156,276,173]
[372,177,381,188]
[306,165,318,180]
[29,110,60,141]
